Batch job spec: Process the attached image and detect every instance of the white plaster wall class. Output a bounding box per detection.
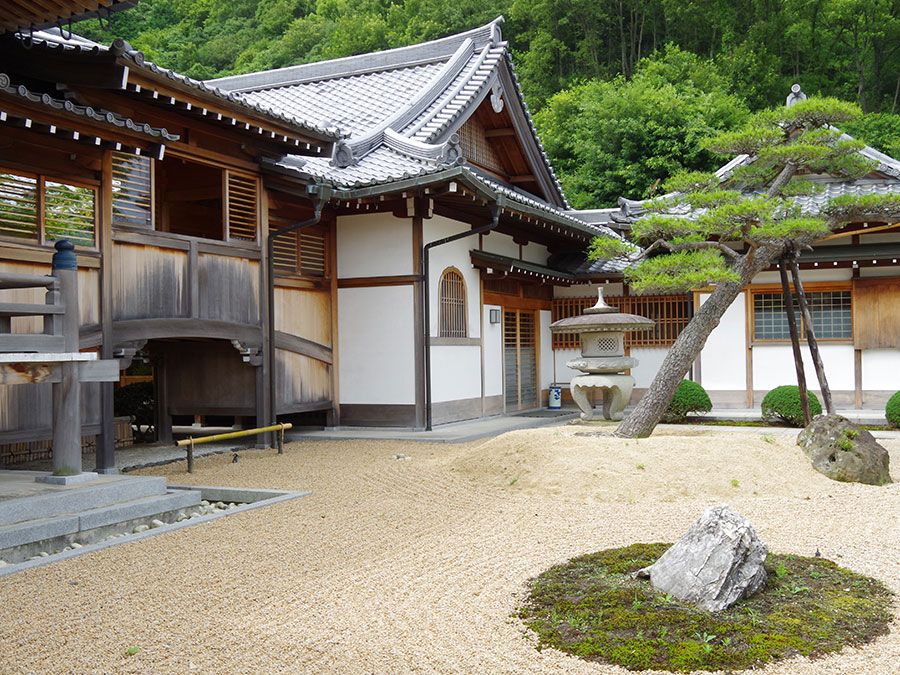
[861,349,900,390]
[540,310,554,389]
[698,292,747,390]
[483,304,503,397]
[337,285,415,404]
[336,213,413,278]
[860,267,900,278]
[555,282,624,299]
[522,241,551,265]
[553,348,582,384]
[479,230,519,259]
[430,346,482,402]
[752,344,856,391]
[425,215,482,338]
[752,268,852,284]
[630,348,668,388]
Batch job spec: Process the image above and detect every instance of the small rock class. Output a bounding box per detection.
[150,519,165,529]
[71,542,82,549]
[215,501,226,509]
[188,511,200,519]
[200,500,210,507]
[0,560,8,568]
[227,502,236,508]
[38,551,49,558]
[133,524,150,533]
[64,546,73,551]
[28,556,42,561]
[176,513,188,522]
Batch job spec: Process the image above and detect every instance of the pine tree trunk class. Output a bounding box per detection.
[614,248,781,438]
[779,255,811,425]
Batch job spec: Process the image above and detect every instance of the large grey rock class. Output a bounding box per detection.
[637,505,768,612]
[797,415,892,485]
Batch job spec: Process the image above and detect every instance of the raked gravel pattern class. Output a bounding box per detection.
[1,427,899,674]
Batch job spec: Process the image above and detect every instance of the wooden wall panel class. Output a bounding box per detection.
[854,276,900,349]
[0,261,99,332]
[198,254,260,325]
[274,286,331,346]
[112,242,188,320]
[0,382,99,433]
[275,349,332,411]
[160,341,256,415]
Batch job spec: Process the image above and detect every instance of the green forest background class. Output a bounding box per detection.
[77,0,900,208]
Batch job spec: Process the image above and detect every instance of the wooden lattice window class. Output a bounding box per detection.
[458,117,504,174]
[0,169,95,247]
[111,151,152,228]
[439,267,467,337]
[551,294,691,349]
[226,171,259,242]
[752,289,852,341]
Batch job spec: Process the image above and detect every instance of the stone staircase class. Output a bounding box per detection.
[0,472,202,564]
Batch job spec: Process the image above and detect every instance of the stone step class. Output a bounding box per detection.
[0,475,168,527]
[0,489,203,554]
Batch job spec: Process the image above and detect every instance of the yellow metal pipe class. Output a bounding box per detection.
[175,423,293,447]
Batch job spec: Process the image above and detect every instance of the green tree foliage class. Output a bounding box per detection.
[536,47,748,208]
[761,385,823,427]
[597,97,900,438]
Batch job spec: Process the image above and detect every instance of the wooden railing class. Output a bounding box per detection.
[0,272,64,354]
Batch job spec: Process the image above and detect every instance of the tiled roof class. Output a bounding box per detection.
[0,71,178,142]
[209,17,575,215]
[20,28,342,141]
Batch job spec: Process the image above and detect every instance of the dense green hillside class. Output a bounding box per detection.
[73,0,900,206]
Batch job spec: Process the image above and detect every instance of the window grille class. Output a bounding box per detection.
[551,294,691,349]
[458,117,504,174]
[439,268,467,337]
[0,170,95,246]
[753,290,851,341]
[111,151,152,228]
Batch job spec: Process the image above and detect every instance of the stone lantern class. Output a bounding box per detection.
[550,289,654,421]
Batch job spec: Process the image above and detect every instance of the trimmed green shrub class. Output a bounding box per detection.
[886,391,900,428]
[761,385,822,427]
[663,380,712,422]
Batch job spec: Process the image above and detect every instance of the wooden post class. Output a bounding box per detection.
[51,240,82,475]
[779,257,811,425]
[97,149,117,474]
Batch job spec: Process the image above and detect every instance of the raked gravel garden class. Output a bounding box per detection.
[2,423,900,674]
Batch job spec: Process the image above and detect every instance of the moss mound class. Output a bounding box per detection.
[761,385,823,427]
[518,543,892,672]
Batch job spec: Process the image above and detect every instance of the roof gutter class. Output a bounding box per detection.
[265,183,331,448]
[422,199,502,431]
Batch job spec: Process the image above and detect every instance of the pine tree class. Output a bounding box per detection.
[588,96,900,438]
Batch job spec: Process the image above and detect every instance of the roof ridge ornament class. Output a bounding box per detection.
[490,84,504,113]
[786,83,807,107]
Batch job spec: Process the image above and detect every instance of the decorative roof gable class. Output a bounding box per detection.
[208,17,570,210]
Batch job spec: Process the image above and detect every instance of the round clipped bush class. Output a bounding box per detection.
[663,380,712,422]
[887,391,900,428]
[761,385,822,427]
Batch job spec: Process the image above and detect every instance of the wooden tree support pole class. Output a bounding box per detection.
[779,256,812,425]
[789,254,835,415]
[175,423,293,471]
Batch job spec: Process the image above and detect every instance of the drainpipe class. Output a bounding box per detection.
[422,201,501,430]
[266,184,328,449]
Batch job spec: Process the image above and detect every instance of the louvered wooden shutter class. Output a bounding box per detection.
[439,269,466,337]
[299,229,326,277]
[0,172,39,242]
[44,180,95,247]
[226,171,259,242]
[272,228,299,274]
[111,151,152,228]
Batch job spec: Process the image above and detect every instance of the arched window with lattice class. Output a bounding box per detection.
[439,268,467,338]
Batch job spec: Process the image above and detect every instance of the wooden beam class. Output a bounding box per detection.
[0,38,128,89]
[484,128,516,138]
[509,175,537,183]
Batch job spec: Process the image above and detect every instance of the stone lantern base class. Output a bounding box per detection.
[570,374,635,421]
